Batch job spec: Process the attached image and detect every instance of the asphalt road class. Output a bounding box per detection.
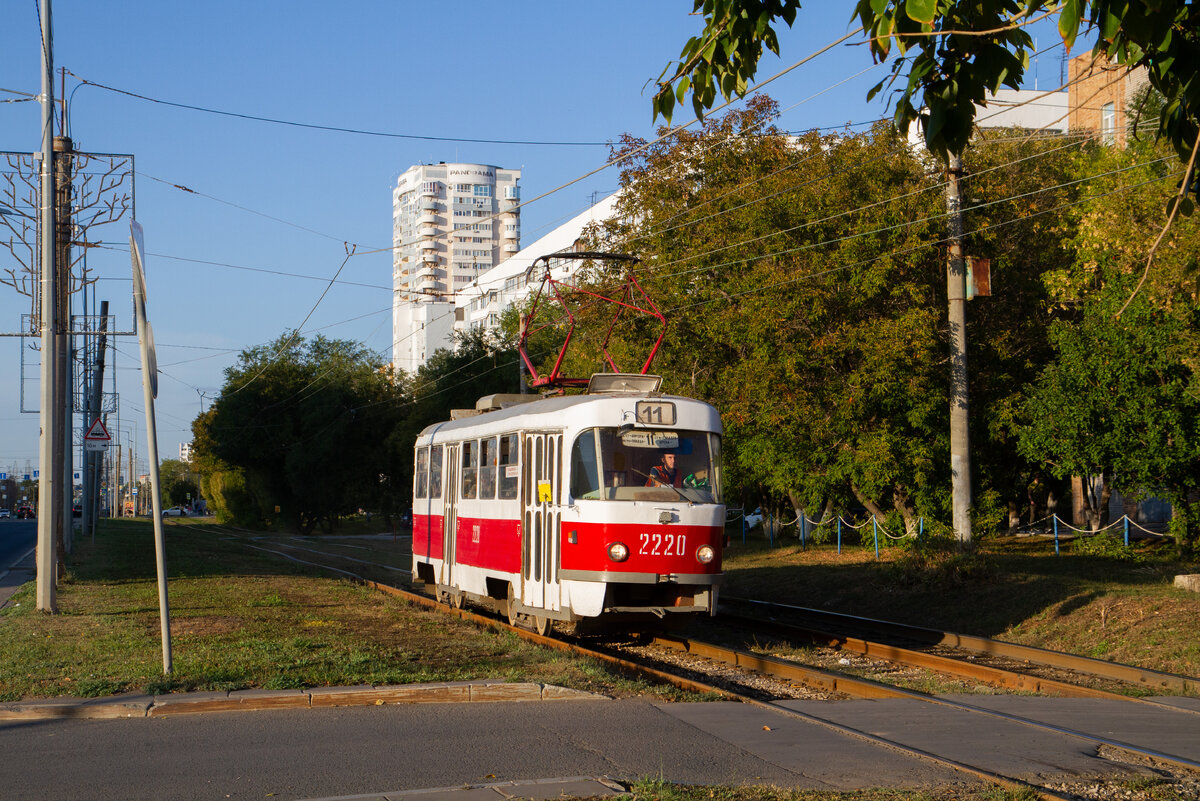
[4,695,1200,801]
[0,518,35,606]
[0,699,965,801]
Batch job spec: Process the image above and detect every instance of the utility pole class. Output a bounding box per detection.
[83,300,109,540]
[36,0,58,612]
[946,152,972,545]
[55,134,74,566]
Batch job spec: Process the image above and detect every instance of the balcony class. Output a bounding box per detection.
[419,213,438,226]
[420,226,439,238]
[503,242,519,253]
[421,252,439,264]
[502,227,519,240]
[420,199,438,211]
[420,240,437,251]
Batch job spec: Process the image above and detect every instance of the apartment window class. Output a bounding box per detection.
[503,185,519,200]
[453,184,471,193]
[1101,102,1116,144]
[473,184,492,197]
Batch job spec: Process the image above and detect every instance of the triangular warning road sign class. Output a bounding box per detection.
[84,418,112,441]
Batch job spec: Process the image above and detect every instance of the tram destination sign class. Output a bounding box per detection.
[620,431,679,449]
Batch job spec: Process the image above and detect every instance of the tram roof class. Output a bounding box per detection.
[416,392,720,440]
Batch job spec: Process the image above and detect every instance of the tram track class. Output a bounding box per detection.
[195,524,1200,800]
[720,595,1200,703]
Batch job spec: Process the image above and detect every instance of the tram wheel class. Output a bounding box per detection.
[451,592,464,610]
[506,584,520,627]
[533,615,552,637]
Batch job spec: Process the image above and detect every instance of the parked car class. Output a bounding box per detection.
[162,506,187,517]
[0,508,10,519]
[16,506,34,519]
[72,504,82,517]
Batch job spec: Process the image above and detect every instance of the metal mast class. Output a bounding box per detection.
[36,0,59,611]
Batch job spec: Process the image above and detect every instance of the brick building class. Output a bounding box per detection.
[1067,53,1149,147]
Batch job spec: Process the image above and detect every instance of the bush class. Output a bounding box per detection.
[1071,531,1142,562]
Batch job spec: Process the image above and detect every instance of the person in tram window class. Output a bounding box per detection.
[646,450,682,488]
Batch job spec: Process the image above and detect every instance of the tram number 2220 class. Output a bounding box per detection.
[639,531,686,556]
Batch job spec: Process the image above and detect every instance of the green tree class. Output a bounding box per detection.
[157,459,198,508]
[1020,285,1200,552]
[1021,136,1200,552]
[654,1,1200,172]
[585,101,944,532]
[193,333,406,534]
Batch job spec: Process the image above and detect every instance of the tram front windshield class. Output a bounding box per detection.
[570,427,721,503]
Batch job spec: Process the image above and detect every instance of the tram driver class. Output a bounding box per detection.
[646,450,682,488]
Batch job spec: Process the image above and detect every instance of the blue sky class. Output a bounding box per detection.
[0,2,1070,477]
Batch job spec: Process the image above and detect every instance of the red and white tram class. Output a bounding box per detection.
[411,374,724,633]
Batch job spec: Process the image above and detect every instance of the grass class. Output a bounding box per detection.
[610,776,1194,801]
[0,519,672,702]
[720,530,1200,679]
[3,518,1198,703]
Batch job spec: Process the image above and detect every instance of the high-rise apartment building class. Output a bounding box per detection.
[391,162,521,373]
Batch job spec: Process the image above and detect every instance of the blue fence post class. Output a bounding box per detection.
[837,518,842,554]
[919,517,924,542]
[1053,514,1059,556]
[873,516,880,560]
[1124,515,1129,548]
[800,514,806,551]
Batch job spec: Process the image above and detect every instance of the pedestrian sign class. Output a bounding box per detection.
[85,418,112,441]
[85,418,112,452]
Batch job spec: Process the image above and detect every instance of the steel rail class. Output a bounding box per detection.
[723,595,1199,694]
[718,609,1199,714]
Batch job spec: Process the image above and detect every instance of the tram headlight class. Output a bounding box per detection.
[695,545,715,564]
[607,542,629,562]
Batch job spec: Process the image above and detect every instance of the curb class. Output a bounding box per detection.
[0,681,606,721]
[300,775,627,801]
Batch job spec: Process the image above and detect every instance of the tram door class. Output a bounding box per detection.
[521,432,562,612]
[441,444,459,587]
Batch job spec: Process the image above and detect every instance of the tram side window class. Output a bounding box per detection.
[461,440,478,499]
[498,433,519,499]
[569,433,601,500]
[415,447,429,499]
[429,445,443,499]
[479,436,498,499]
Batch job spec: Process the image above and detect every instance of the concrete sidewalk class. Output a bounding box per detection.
[301,776,627,801]
[0,680,602,721]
